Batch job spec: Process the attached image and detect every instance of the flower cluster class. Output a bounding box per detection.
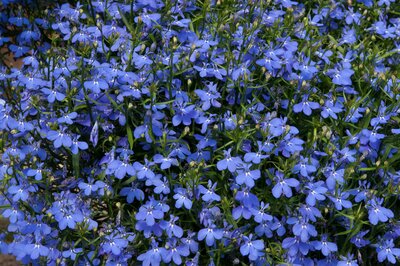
[1,0,400,265]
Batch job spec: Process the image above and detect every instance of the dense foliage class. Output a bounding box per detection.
[1,0,400,265]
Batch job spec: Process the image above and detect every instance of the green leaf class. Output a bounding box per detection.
[72,153,80,178]
[127,124,134,150]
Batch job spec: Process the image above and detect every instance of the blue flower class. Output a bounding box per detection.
[240,234,264,261]
[243,141,269,164]
[293,95,320,116]
[28,242,50,260]
[172,99,197,126]
[232,204,253,220]
[282,236,312,257]
[194,82,221,111]
[153,154,179,170]
[235,188,259,209]
[8,185,35,202]
[152,176,170,194]
[288,217,318,242]
[46,129,72,148]
[41,88,66,103]
[280,136,304,157]
[160,215,184,238]
[311,234,338,256]
[137,240,167,266]
[376,239,400,264]
[107,157,135,179]
[120,186,144,203]
[251,202,273,223]
[350,230,370,248]
[71,136,88,155]
[198,180,221,202]
[173,187,192,210]
[367,197,394,225]
[299,204,322,222]
[198,223,223,246]
[271,171,299,198]
[217,149,242,172]
[305,181,327,206]
[329,191,352,210]
[324,167,345,190]
[163,238,190,265]
[292,156,317,177]
[255,220,273,238]
[327,67,354,86]
[78,179,106,196]
[90,121,99,147]
[136,201,164,226]
[338,253,358,266]
[321,100,343,119]
[101,233,129,256]
[133,159,156,180]
[236,163,261,188]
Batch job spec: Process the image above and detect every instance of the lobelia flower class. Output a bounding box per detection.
[194,82,221,111]
[272,170,300,198]
[120,185,144,203]
[217,148,242,172]
[107,156,135,179]
[8,185,36,202]
[310,234,338,256]
[305,181,327,206]
[173,187,192,210]
[326,67,354,86]
[367,197,394,225]
[137,240,167,266]
[338,253,358,266]
[288,217,318,242]
[78,178,106,196]
[251,202,273,223]
[375,239,400,264]
[324,166,345,190]
[350,230,370,248]
[172,99,197,126]
[243,141,269,164]
[90,121,99,147]
[26,163,45,181]
[135,200,164,226]
[163,238,190,265]
[235,163,261,188]
[292,156,317,177]
[181,231,199,253]
[198,180,221,202]
[235,188,259,209]
[329,190,352,210]
[133,159,156,180]
[153,154,179,170]
[41,88,65,103]
[240,234,265,261]
[255,220,273,238]
[198,222,223,246]
[46,128,72,148]
[70,135,89,155]
[101,233,129,256]
[160,215,184,238]
[152,176,170,195]
[299,204,322,222]
[280,136,304,158]
[28,240,50,260]
[232,204,253,220]
[293,94,320,116]
[281,235,312,257]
